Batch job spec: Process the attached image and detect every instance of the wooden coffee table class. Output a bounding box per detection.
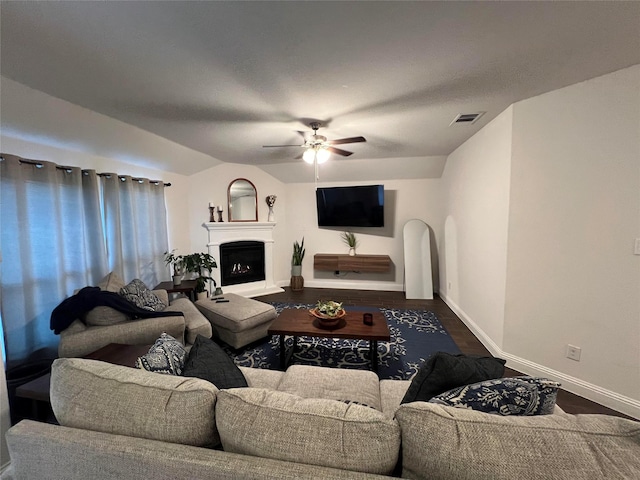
[268,308,390,372]
[15,343,152,420]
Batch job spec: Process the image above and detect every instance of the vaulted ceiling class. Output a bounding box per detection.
[2,1,639,181]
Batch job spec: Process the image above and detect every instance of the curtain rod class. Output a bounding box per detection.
[7,157,171,187]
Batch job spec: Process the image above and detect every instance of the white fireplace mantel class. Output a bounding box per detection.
[203,222,283,298]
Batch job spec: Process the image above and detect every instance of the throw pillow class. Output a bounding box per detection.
[119,279,167,312]
[401,352,506,404]
[97,271,126,292]
[429,376,561,415]
[135,333,187,375]
[182,335,247,389]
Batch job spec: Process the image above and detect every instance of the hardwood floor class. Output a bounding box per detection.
[258,287,633,419]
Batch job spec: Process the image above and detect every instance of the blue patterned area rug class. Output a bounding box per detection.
[223,303,461,380]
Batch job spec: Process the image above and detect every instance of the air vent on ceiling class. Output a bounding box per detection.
[450,112,485,126]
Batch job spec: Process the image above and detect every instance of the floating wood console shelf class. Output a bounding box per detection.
[314,254,391,273]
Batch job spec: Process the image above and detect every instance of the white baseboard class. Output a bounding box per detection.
[440,292,640,420]
[305,279,404,291]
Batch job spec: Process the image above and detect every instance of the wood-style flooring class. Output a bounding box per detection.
[258,287,633,419]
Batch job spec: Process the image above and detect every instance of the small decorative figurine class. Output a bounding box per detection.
[266,195,277,222]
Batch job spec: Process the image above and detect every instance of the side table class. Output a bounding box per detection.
[154,279,197,301]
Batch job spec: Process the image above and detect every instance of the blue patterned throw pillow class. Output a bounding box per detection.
[429,376,561,416]
[119,279,167,312]
[135,333,187,375]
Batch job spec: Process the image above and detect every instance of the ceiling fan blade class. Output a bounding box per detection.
[262,144,302,148]
[327,136,366,145]
[327,146,353,157]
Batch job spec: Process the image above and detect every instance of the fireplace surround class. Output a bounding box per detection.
[204,222,283,297]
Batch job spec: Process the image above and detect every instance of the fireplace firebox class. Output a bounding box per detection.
[220,241,266,286]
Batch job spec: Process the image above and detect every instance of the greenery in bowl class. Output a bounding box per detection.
[315,300,344,317]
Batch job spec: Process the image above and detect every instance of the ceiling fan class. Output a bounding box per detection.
[263,122,366,164]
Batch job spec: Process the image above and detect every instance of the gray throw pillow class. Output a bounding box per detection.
[182,335,247,388]
[401,352,506,404]
[120,279,166,312]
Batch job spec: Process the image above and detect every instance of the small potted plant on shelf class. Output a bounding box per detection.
[291,237,305,291]
[341,232,358,256]
[181,252,218,300]
[164,250,184,285]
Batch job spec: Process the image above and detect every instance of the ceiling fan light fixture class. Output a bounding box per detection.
[316,148,330,164]
[302,148,316,164]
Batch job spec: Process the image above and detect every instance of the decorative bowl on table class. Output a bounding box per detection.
[310,301,346,328]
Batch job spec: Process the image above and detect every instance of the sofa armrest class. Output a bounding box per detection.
[58,315,185,357]
[152,289,169,305]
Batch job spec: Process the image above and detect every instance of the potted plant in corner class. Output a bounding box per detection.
[291,237,305,291]
[341,232,358,256]
[164,250,184,285]
[182,252,218,300]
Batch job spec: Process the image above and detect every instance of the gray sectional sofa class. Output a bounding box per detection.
[3,358,640,479]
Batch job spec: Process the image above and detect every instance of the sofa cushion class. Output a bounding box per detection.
[83,272,129,326]
[401,352,506,404]
[182,335,247,388]
[135,333,187,375]
[395,402,640,480]
[84,306,129,327]
[238,366,284,389]
[119,279,167,312]
[216,388,401,475]
[51,358,221,447]
[277,364,382,411]
[430,376,561,416]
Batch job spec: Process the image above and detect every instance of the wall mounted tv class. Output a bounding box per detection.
[316,185,384,227]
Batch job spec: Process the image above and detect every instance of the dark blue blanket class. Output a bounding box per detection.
[50,286,182,334]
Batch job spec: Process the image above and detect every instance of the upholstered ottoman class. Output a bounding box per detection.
[195,293,277,349]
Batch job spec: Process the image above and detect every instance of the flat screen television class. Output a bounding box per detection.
[316,185,384,227]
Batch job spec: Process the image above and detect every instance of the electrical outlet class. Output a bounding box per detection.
[566,344,582,361]
[634,238,640,255]
[448,281,452,290]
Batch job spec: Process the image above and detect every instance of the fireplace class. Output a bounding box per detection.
[204,222,283,297]
[220,241,265,286]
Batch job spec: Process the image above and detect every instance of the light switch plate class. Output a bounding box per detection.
[635,238,640,255]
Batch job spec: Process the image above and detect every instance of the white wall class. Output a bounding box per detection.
[285,179,443,291]
[440,65,640,418]
[439,107,513,349]
[186,162,289,284]
[504,65,640,411]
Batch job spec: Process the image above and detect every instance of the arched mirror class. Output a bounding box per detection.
[228,178,258,222]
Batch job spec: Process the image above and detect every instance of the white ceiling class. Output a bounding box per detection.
[1,1,639,180]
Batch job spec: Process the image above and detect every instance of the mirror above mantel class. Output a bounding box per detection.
[228,178,258,222]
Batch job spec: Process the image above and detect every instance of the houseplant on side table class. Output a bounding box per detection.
[182,252,218,300]
[290,237,305,292]
[164,250,184,286]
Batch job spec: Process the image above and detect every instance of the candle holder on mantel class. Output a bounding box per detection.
[209,205,216,222]
[216,206,224,222]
